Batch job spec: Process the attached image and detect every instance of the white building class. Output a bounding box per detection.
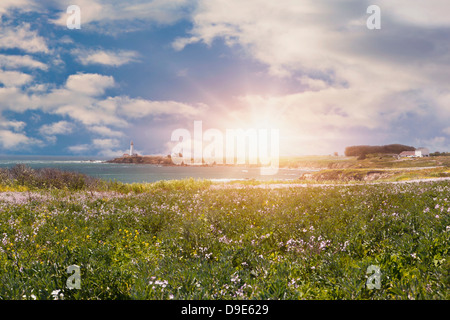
[399,147,429,158]
[129,141,135,156]
[415,147,430,157]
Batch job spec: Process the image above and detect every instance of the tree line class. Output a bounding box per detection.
[344,144,416,157]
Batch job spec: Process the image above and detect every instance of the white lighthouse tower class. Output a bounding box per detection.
[129,140,134,156]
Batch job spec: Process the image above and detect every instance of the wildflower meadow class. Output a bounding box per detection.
[0,169,448,300]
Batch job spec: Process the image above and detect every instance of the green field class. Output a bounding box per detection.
[279,155,450,169]
[0,176,448,300]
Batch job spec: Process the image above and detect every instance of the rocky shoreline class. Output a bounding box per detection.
[105,155,175,165]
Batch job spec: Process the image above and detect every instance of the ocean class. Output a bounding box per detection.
[0,156,310,184]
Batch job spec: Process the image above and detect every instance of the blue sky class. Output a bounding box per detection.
[0,0,449,157]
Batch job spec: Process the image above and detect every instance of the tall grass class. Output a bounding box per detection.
[0,164,212,194]
[0,164,99,191]
[0,177,448,300]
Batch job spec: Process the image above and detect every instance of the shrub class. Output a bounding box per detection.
[1,164,100,190]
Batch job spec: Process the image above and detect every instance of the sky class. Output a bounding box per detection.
[0,0,449,158]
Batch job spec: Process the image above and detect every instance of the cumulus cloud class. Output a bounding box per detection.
[0,70,33,87]
[377,0,450,28]
[88,125,124,137]
[92,138,120,149]
[67,144,90,153]
[0,119,26,132]
[39,121,74,136]
[72,48,140,67]
[0,70,209,153]
[50,0,194,32]
[0,23,49,53]
[65,73,115,96]
[171,0,450,153]
[114,97,208,118]
[0,54,48,70]
[416,136,448,153]
[0,0,35,15]
[0,129,40,149]
[69,138,121,156]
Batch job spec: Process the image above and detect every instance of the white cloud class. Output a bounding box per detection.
[0,0,35,16]
[176,0,450,88]
[0,129,40,149]
[0,70,33,87]
[114,96,208,118]
[0,70,206,133]
[416,136,448,153]
[52,105,127,127]
[50,0,193,31]
[68,139,123,157]
[0,23,49,53]
[0,54,48,70]
[172,36,201,51]
[92,138,120,149]
[72,49,140,66]
[297,76,329,92]
[443,127,450,136]
[68,144,90,153]
[0,119,26,132]
[0,70,202,136]
[88,125,124,137]
[65,73,115,96]
[169,0,450,154]
[93,138,123,157]
[377,0,450,27]
[0,73,123,127]
[39,121,74,136]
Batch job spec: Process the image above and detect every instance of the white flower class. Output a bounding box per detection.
[51,289,64,300]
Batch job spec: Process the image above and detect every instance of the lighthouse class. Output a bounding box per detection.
[129,140,134,156]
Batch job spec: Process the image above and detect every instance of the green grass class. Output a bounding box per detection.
[298,166,450,184]
[0,178,448,300]
[280,155,450,170]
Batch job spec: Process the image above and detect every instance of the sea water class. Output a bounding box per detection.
[0,156,310,184]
